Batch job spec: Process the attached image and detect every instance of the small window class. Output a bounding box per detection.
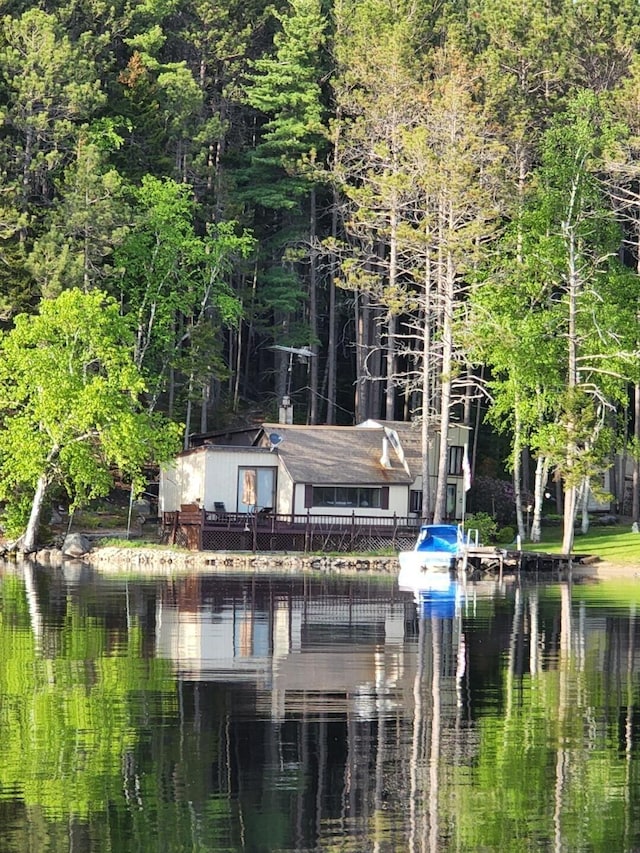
[448,445,464,476]
[410,490,423,514]
[446,484,457,518]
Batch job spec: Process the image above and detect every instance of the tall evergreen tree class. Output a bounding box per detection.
[332,0,426,422]
[240,0,329,421]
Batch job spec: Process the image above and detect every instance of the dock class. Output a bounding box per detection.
[461,545,589,578]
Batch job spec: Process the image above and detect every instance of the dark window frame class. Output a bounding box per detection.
[448,445,464,476]
[310,486,383,509]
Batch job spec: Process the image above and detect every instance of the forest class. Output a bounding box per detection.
[0,0,639,553]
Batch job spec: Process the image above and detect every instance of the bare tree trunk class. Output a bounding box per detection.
[370,308,383,419]
[326,117,341,425]
[530,454,550,544]
[233,319,243,413]
[385,313,396,420]
[23,445,59,553]
[634,383,640,521]
[562,484,577,555]
[561,222,579,555]
[309,187,319,424]
[384,200,399,421]
[514,403,525,540]
[421,269,433,520]
[241,263,259,405]
[433,244,454,523]
[580,476,590,534]
[354,292,368,423]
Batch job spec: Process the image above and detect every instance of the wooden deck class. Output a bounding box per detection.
[162,507,424,553]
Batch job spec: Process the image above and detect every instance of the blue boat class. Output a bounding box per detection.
[398,523,465,595]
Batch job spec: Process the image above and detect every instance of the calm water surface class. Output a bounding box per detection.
[1,560,639,852]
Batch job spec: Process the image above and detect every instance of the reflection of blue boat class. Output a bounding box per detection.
[398,524,465,595]
[417,582,460,618]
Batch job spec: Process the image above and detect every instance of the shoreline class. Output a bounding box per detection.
[25,541,640,581]
[38,544,402,577]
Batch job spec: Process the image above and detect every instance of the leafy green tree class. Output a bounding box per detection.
[0,288,181,552]
[0,10,104,215]
[470,92,639,551]
[115,175,254,420]
[115,28,204,182]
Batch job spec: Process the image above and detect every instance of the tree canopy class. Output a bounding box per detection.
[0,288,181,550]
[0,0,640,541]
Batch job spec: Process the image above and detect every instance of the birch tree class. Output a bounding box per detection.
[471,92,639,552]
[402,46,505,522]
[0,289,181,553]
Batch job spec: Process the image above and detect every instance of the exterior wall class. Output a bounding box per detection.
[159,451,206,512]
[203,448,278,511]
[160,447,279,513]
[276,473,295,515]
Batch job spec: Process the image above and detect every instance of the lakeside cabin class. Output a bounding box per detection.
[159,419,471,552]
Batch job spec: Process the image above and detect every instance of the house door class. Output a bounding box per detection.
[237,467,276,512]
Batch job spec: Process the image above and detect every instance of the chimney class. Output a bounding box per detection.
[380,436,391,468]
[279,395,293,424]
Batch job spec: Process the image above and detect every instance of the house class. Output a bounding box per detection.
[159,419,470,550]
[161,420,470,516]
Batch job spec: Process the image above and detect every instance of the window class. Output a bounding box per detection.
[312,486,381,509]
[446,484,457,518]
[237,467,277,512]
[448,445,464,476]
[410,490,423,514]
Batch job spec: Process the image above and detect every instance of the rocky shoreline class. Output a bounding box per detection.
[7,534,638,581]
[29,542,401,576]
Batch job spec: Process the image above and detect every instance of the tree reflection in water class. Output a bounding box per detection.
[1,563,640,851]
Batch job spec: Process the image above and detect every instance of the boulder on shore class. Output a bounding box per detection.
[62,533,92,558]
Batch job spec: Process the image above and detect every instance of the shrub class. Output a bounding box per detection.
[463,512,498,545]
[496,526,515,544]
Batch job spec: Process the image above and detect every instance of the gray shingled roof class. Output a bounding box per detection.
[255,423,416,485]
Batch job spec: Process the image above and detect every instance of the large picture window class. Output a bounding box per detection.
[312,486,381,509]
[237,467,277,512]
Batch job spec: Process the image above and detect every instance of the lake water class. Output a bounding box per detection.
[1,560,639,852]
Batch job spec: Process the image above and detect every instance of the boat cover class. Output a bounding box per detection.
[415,524,461,554]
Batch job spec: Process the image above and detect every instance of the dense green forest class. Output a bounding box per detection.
[1,0,640,551]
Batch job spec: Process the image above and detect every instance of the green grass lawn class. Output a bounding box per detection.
[526,524,640,565]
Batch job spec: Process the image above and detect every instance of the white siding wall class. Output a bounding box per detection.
[203,449,279,511]
[277,475,294,515]
[159,451,206,512]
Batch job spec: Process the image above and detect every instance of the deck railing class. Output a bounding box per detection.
[162,508,425,553]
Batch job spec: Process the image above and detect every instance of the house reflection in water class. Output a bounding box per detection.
[153,574,473,725]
